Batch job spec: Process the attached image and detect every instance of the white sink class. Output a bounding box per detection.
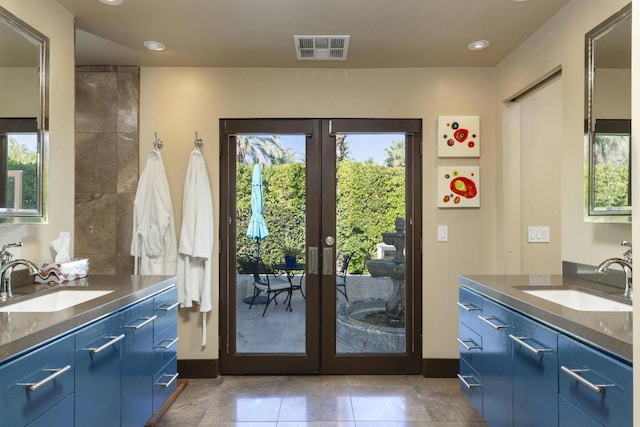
[523,289,632,312]
[0,289,114,312]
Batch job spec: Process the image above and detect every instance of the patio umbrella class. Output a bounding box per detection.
[244,164,269,305]
[246,164,269,258]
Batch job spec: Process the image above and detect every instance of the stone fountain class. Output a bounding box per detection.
[336,218,406,353]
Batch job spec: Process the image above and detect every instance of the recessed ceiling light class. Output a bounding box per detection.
[513,0,529,2]
[468,40,490,51]
[144,41,166,51]
[98,0,123,5]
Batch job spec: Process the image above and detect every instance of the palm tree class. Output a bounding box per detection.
[236,135,284,165]
[336,134,350,161]
[384,140,405,167]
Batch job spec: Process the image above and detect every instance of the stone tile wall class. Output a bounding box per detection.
[74,66,139,274]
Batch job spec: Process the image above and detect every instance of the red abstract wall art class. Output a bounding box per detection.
[438,166,480,208]
[437,115,480,158]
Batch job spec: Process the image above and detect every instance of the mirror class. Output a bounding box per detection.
[584,4,631,222]
[0,6,48,223]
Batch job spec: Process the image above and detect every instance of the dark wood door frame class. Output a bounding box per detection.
[219,118,422,375]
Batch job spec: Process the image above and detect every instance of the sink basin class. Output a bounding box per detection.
[523,289,632,312]
[0,289,114,312]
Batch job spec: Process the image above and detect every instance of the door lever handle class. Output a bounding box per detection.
[308,247,319,274]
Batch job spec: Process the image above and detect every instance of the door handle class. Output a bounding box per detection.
[308,247,319,274]
[322,247,334,275]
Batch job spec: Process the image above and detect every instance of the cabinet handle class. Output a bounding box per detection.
[125,315,157,330]
[17,365,72,391]
[457,301,480,312]
[157,302,179,312]
[478,315,509,330]
[83,334,125,353]
[457,374,481,389]
[560,366,615,394]
[157,337,179,349]
[155,372,179,388]
[457,338,481,351]
[509,335,552,355]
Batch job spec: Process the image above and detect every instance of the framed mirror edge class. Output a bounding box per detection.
[0,5,49,224]
[583,2,632,223]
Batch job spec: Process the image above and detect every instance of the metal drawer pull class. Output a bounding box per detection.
[560,366,615,394]
[509,335,552,355]
[83,334,125,353]
[125,315,157,330]
[18,365,72,391]
[157,337,179,349]
[457,301,480,312]
[478,315,509,330]
[457,374,481,389]
[155,372,179,388]
[158,302,179,312]
[457,338,481,351]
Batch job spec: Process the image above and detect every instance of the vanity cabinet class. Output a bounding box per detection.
[458,285,631,427]
[0,334,74,426]
[75,313,124,426]
[558,334,632,426]
[0,283,178,427]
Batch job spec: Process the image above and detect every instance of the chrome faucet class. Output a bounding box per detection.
[596,257,633,300]
[0,259,39,301]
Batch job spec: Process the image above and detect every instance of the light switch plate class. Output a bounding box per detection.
[527,226,550,243]
[437,225,448,242]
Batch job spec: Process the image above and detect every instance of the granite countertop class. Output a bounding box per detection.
[0,275,176,364]
[458,274,633,363]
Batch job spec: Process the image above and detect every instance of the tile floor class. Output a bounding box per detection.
[157,375,487,426]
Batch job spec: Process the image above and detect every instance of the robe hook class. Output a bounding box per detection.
[153,132,164,150]
[194,132,204,149]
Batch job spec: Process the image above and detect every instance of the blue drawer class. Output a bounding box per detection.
[27,393,74,427]
[0,334,74,426]
[458,287,482,333]
[458,321,482,366]
[558,335,631,427]
[154,286,178,335]
[559,395,602,427]
[458,358,482,417]
[154,321,178,373]
[153,357,178,413]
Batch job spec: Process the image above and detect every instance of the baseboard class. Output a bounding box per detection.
[421,358,458,378]
[177,359,219,378]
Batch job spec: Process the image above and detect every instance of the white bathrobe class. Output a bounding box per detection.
[177,148,213,345]
[131,148,178,276]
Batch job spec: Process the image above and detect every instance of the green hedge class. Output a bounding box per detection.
[236,161,405,274]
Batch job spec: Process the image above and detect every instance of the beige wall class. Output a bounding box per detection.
[0,1,75,263]
[140,67,497,360]
[495,0,631,273]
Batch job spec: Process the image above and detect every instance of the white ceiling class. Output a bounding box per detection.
[55,0,572,68]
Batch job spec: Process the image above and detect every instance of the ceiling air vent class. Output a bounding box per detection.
[294,35,350,61]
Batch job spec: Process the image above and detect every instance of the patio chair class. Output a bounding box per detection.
[336,251,353,301]
[247,255,294,316]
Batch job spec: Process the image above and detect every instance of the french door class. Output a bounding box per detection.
[220,118,422,374]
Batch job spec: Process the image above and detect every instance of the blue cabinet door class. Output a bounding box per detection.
[558,334,632,427]
[511,310,558,427]
[478,297,513,427]
[75,312,123,427]
[121,298,155,427]
[0,334,74,426]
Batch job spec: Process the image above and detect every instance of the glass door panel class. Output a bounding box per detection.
[235,134,307,354]
[334,134,407,354]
